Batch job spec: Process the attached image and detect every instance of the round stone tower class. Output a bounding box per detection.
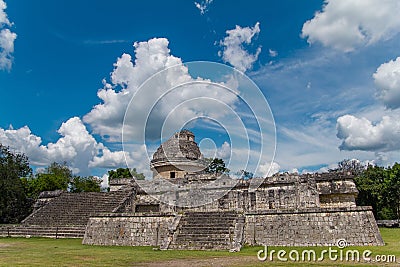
[150,130,206,179]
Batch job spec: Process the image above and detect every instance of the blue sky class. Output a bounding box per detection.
[1,0,400,181]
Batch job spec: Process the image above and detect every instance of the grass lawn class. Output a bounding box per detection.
[0,228,398,267]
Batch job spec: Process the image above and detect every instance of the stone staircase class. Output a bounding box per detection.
[22,191,131,227]
[169,211,243,250]
[0,190,133,239]
[0,225,85,238]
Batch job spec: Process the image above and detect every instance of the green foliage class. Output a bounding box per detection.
[336,158,365,176]
[235,169,254,179]
[0,144,32,223]
[23,162,103,199]
[108,167,145,180]
[354,165,386,218]
[353,162,400,220]
[131,168,145,180]
[205,158,229,174]
[70,176,101,193]
[382,163,400,220]
[23,162,72,199]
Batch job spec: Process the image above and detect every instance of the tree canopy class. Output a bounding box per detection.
[70,176,101,193]
[108,167,145,180]
[22,162,102,199]
[337,159,400,220]
[0,144,32,223]
[22,162,73,199]
[204,158,229,174]
[235,169,254,179]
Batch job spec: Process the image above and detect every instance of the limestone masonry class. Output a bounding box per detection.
[1,130,384,250]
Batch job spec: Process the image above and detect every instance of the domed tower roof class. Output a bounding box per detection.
[150,130,205,179]
[152,130,202,161]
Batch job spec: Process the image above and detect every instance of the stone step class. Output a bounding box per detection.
[176,236,231,242]
[180,224,235,229]
[184,213,237,219]
[178,228,233,234]
[183,218,235,224]
[0,225,85,238]
[22,190,132,227]
[2,229,85,234]
[168,211,239,250]
[169,242,231,250]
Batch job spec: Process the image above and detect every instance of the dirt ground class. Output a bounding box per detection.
[136,256,260,267]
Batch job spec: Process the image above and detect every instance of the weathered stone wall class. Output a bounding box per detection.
[83,213,175,246]
[133,173,356,213]
[319,194,356,208]
[244,206,384,246]
[79,172,383,249]
[109,178,133,192]
[82,206,384,248]
[151,164,186,179]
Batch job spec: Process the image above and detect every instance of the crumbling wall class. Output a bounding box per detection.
[83,213,175,246]
[244,206,384,246]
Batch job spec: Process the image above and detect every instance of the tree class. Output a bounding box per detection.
[235,169,254,179]
[70,176,101,193]
[352,162,400,220]
[382,163,400,221]
[131,168,145,180]
[336,159,366,175]
[108,167,145,180]
[205,158,229,174]
[24,162,72,199]
[0,144,32,223]
[353,165,386,219]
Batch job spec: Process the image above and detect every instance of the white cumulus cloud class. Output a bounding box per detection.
[216,141,231,159]
[84,38,182,141]
[100,173,109,189]
[336,114,400,152]
[0,117,133,175]
[84,37,239,142]
[219,22,262,72]
[0,0,16,70]
[373,56,400,109]
[302,0,400,52]
[257,161,280,177]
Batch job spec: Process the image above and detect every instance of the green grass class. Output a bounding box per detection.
[0,228,399,266]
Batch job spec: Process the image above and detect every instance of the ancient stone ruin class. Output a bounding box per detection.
[1,130,384,250]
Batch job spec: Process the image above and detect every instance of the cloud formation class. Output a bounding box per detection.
[219,22,261,72]
[84,38,182,141]
[268,49,277,58]
[194,0,213,15]
[337,114,400,152]
[84,38,239,142]
[0,117,132,175]
[257,161,280,177]
[373,57,400,109]
[337,55,400,153]
[1,37,262,177]
[0,0,16,70]
[302,0,400,52]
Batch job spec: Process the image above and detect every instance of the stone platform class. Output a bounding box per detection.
[82,206,384,250]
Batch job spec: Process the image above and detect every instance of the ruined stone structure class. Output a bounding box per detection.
[0,189,133,239]
[82,130,384,249]
[150,130,207,179]
[2,130,384,250]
